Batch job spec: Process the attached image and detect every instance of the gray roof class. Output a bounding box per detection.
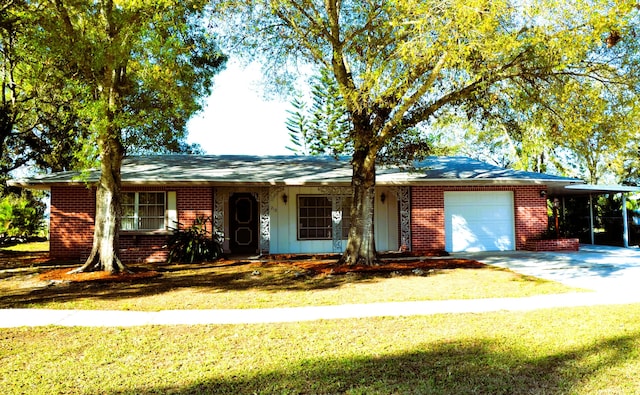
[10,155,583,190]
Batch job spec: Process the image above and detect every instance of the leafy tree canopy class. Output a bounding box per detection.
[25,0,227,272]
[218,0,638,265]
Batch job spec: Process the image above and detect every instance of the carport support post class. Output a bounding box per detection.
[589,194,595,245]
[622,193,629,248]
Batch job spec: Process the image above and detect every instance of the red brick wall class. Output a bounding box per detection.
[49,186,214,263]
[176,187,213,233]
[525,238,579,251]
[410,185,548,252]
[513,186,548,249]
[411,186,446,252]
[50,183,547,260]
[50,186,95,261]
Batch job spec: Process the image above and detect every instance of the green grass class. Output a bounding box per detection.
[1,243,582,311]
[0,241,49,252]
[0,243,635,393]
[0,260,581,311]
[2,305,640,394]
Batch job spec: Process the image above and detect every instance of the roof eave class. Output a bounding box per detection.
[9,177,583,190]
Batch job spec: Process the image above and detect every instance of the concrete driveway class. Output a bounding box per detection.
[454,244,640,293]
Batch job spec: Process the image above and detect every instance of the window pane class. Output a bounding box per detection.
[140,218,163,230]
[121,218,135,230]
[151,206,164,216]
[122,193,135,205]
[120,192,165,231]
[298,195,332,240]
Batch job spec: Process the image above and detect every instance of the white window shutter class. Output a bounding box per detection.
[167,191,177,230]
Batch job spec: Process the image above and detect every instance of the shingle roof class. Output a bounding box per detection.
[10,155,583,189]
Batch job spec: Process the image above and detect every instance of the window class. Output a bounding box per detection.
[121,192,166,231]
[298,195,351,240]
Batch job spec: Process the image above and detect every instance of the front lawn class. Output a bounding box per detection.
[0,250,581,311]
[2,305,640,394]
[1,244,636,394]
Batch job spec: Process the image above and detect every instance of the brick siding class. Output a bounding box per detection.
[50,186,95,261]
[176,187,213,233]
[524,238,580,251]
[410,186,446,252]
[513,186,548,249]
[49,186,214,263]
[50,183,548,261]
[410,185,548,252]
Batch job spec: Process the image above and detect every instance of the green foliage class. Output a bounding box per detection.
[225,0,638,170]
[286,67,438,163]
[223,0,638,263]
[0,1,93,176]
[446,5,640,181]
[285,96,309,155]
[34,0,228,153]
[285,68,352,157]
[166,216,222,264]
[0,192,46,237]
[1,0,227,180]
[18,1,228,270]
[305,69,352,156]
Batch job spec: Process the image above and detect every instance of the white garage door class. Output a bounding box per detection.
[444,191,515,252]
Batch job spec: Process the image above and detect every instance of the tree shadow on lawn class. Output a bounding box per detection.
[0,250,54,273]
[103,331,639,395]
[0,255,484,309]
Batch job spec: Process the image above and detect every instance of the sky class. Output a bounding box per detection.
[186,60,293,156]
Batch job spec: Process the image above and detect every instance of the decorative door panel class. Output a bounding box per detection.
[230,193,259,254]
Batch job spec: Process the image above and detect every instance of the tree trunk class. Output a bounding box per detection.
[341,149,378,265]
[69,136,129,274]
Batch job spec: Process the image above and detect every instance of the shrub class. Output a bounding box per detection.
[165,216,222,264]
[0,193,47,237]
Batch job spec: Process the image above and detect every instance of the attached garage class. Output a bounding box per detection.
[444,191,516,252]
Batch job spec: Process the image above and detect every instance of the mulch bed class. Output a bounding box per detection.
[266,251,485,275]
[285,258,485,275]
[38,267,161,283]
[34,251,485,284]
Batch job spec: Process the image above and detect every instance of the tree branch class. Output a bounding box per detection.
[377,51,448,147]
[52,0,75,40]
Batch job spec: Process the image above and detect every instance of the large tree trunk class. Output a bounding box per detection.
[69,136,129,274]
[341,149,378,265]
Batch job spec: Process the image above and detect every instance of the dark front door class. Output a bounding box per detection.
[229,193,259,254]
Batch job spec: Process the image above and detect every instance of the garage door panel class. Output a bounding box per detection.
[445,191,515,252]
[454,211,511,221]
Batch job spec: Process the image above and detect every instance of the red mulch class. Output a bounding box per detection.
[36,252,484,283]
[280,258,485,275]
[38,267,161,283]
[268,251,449,261]
[266,251,484,274]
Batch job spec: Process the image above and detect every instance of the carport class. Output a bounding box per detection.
[546,184,640,248]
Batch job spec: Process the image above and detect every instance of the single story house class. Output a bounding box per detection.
[11,155,585,263]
